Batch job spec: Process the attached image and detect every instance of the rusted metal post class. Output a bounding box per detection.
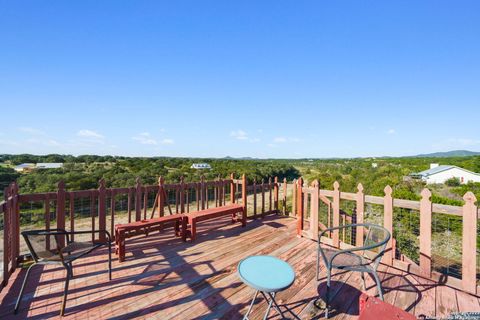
[98,179,107,242]
[462,192,477,294]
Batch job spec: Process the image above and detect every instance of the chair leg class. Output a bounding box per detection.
[108,241,112,280]
[325,267,331,318]
[14,263,36,314]
[69,263,74,279]
[243,290,259,320]
[372,270,384,301]
[361,272,366,291]
[60,266,72,316]
[316,249,320,281]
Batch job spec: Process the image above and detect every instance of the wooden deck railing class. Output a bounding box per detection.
[1,174,478,297]
[294,178,479,295]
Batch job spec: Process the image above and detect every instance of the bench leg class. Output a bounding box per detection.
[181,218,187,242]
[174,220,181,237]
[242,209,247,227]
[118,230,126,262]
[191,220,197,242]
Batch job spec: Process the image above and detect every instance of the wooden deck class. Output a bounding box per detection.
[1,215,479,319]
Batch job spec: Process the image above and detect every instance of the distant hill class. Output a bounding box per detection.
[414,150,480,158]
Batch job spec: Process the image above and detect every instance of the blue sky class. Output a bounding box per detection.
[0,1,479,158]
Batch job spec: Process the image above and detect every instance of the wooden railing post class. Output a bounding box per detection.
[201,175,206,210]
[3,187,10,284]
[274,177,279,213]
[253,179,257,218]
[12,182,20,263]
[230,173,235,204]
[296,177,304,237]
[332,181,340,247]
[159,177,165,217]
[311,180,320,240]
[383,185,394,265]
[98,179,107,242]
[268,177,273,213]
[462,191,477,294]
[355,183,365,247]
[180,176,185,213]
[241,174,247,226]
[419,188,432,277]
[282,178,287,215]
[292,179,297,217]
[56,181,66,246]
[135,178,142,221]
[261,179,265,218]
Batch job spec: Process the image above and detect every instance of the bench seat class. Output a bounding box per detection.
[115,214,186,262]
[186,204,245,241]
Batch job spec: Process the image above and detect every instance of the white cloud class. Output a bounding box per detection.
[387,129,396,135]
[230,130,249,140]
[273,137,300,143]
[250,138,260,143]
[433,138,480,149]
[267,143,277,148]
[18,127,46,135]
[132,132,157,145]
[77,129,104,139]
[160,138,174,145]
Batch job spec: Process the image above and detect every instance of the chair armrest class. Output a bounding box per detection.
[65,230,111,243]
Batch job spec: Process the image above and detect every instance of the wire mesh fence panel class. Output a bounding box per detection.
[393,207,420,264]
[432,212,462,280]
[339,199,356,246]
[364,203,384,226]
[72,196,96,243]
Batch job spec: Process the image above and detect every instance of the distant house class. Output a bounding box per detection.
[36,163,64,169]
[410,163,480,184]
[190,163,211,170]
[14,163,35,172]
[371,163,378,168]
[14,163,64,172]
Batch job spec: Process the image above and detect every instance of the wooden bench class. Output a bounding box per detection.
[114,214,186,262]
[186,204,245,241]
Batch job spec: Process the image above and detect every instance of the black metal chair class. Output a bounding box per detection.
[14,229,112,316]
[316,223,390,318]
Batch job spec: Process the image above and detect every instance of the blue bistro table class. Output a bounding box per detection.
[237,255,297,320]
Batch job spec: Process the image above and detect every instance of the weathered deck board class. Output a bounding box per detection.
[0,215,478,320]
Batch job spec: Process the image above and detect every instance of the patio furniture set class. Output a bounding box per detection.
[15,214,393,318]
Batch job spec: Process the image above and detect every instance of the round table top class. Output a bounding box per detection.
[237,255,295,292]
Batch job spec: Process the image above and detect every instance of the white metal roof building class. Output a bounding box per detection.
[36,163,64,169]
[190,163,212,169]
[411,163,480,184]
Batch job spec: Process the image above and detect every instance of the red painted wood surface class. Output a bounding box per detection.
[358,293,416,320]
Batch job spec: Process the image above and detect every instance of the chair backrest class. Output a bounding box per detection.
[362,223,391,268]
[22,229,66,262]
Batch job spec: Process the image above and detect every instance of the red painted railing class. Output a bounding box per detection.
[1,174,478,297]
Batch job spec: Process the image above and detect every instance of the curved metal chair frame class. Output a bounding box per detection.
[14,229,112,316]
[316,223,391,318]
